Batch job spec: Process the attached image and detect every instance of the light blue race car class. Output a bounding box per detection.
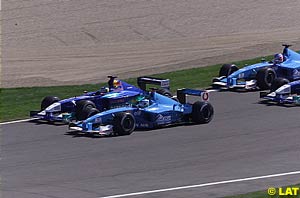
[69,88,213,136]
[212,45,300,90]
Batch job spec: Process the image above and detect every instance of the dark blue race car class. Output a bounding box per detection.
[212,45,300,90]
[30,76,171,122]
[69,88,213,136]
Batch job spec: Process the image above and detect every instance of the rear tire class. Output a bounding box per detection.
[256,68,276,90]
[41,96,60,110]
[113,112,135,136]
[219,64,238,77]
[83,107,100,119]
[270,78,289,92]
[191,101,214,124]
[75,100,96,120]
[157,88,173,97]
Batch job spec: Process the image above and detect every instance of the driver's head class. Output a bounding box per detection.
[131,95,144,106]
[113,80,121,88]
[274,53,284,63]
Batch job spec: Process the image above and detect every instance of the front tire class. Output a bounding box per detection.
[219,64,238,77]
[113,112,136,136]
[270,77,289,92]
[75,100,96,120]
[191,101,214,124]
[41,96,60,110]
[83,107,100,119]
[256,68,276,90]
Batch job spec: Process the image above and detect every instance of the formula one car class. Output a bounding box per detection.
[30,76,171,122]
[260,79,300,105]
[212,45,300,90]
[69,88,213,136]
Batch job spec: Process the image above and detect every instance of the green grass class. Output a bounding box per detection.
[0,56,270,122]
[224,184,300,198]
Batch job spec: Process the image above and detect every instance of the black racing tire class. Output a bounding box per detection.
[82,107,100,119]
[256,68,276,90]
[75,100,96,120]
[171,96,179,102]
[113,112,136,136]
[157,88,173,97]
[191,101,214,124]
[270,77,290,92]
[41,96,60,110]
[219,64,238,77]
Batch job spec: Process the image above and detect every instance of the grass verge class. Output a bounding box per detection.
[224,184,300,198]
[0,56,269,122]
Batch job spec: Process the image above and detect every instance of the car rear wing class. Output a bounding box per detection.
[176,88,209,104]
[137,76,170,91]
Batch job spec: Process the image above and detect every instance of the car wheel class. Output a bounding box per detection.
[219,64,238,77]
[191,101,214,124]
[113,112,135,136]
[75,100,96,120]
[41,96,60,110]
[270,78,290,92]
[82,107,100,120]
[256,68,276,90]
[157,88,173,97]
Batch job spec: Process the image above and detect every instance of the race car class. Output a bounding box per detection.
[260,79,300,105]
[69,88,213,136]
[30,76,172,122]
[212,45,300,90]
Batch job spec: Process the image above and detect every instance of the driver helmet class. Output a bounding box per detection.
[138,99,150,108]
[274,53,284,63]
[131,95,144,106]
[112,79,124,91]
[113,80,122,88]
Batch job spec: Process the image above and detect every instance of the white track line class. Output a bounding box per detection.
[0,118,38,126]
[99,170,300,198]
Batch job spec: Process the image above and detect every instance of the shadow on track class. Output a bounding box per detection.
[29,119,67,126]
[256,100,299,108]
[210,88,261,93]
[64,122,200,139]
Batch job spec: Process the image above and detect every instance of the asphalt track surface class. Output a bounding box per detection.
[1,91,300,198]
[2,0,300,87]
